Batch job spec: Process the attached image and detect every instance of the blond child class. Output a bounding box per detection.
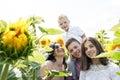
[57,14,86,44]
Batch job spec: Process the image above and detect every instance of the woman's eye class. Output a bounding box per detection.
[55,46,59,49]
[64,21,67,24]
[85,47,88,51]
[60,23,63,26]
[55,45,61,49]
[90,45,94,48]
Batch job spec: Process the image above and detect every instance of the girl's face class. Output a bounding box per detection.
[54,43,65,57]
[58,18,70,31]
[68,41,81,59]
[84,40,97,58]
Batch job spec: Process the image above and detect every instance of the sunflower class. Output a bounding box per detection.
[54,36,65,48]
[39,37,51,47]
[105,42,120,52]
[2,18,29,50]
[0,18,34,61]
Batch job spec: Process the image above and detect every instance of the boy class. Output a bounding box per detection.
[57,14,86,44]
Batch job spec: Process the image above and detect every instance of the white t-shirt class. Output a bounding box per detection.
[79,63,120,80]
[62,26,84,44]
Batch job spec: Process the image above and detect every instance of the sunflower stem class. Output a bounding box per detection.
[0,64,9,80]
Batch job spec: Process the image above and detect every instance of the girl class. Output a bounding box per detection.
[79,37,120,80]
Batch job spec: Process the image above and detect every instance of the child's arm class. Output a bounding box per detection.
[81,33,86,41]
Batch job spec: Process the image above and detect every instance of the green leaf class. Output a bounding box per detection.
[0,20,7,33]
[7,68,20,80]
[15,63,27,69]
[27,16,44,25]
[103,37,109,39]
[112,37,120,45]
[44,28,64,35]
[114,30,120,37]
[96,51,120,60]
[116,72,120,76]
[110,51,120,60]
[38,26,48,34]
[33,16,44,24]
[45,70,72,77]
[38,27,64,35]
[43,46,53,53]
[28,51,46,64]
[111,23,120,32]
[96,52,111,58]
[51,70,72,76]
[28,61,40,69]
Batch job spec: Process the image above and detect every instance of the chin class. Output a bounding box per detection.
[89,56,95,59]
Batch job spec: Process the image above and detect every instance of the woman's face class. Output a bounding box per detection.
[84,40,97,58]
[54,43,65,56]
[68,41,81,59]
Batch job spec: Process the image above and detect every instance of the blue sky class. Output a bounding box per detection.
[0,0,120,36]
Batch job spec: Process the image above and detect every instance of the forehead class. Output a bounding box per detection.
[55,43,61,46]
[68,41,80,49]
[58,17,69,23]
[84,40,93,46]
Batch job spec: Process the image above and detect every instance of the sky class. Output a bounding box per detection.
[0,0,120,37]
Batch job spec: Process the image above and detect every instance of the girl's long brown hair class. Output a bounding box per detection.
[80,37,109,71]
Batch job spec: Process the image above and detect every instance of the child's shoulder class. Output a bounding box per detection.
[70,26,79,28]
[70,26,81,30]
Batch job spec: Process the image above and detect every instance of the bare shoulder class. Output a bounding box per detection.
[41,60,53,68]
[40,60,54,78]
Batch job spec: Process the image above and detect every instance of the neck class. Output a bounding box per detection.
[55,56,64,66]
[76,58,81,61]
[92,58,101,65]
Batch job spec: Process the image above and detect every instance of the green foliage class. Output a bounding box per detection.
[12,50,46,80]
[96,50,120,60]
[112,37,120,45]
[43,70,72,80]
[16,60,41,80]
[27,16,44,36]
[27,16,44,25]
[38,26,64,35]
[111,23,120,37]
[43,46,53,53]
[95,22,120,77]
[0,19,37,63]
[38,26,48,34]
[111,23,120,32]
[7,68,21,80]
[28,51,46,64]
[0,16,45,80]
[0,20,7,34]
[96,22,120,65]
[0,64,21,80]
[117,72,120,76]
[95,29,110,49]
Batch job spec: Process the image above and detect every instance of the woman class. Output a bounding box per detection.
[79,37,120,80]
[40,42,66,80]
[65,38,82,80]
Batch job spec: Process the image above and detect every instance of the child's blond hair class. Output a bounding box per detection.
[58,14,69,21]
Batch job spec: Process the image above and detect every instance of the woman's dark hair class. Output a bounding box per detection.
[65,38,80,50]
[80,37,109,71]
[46,42,56,62]
[46,42,66,67]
